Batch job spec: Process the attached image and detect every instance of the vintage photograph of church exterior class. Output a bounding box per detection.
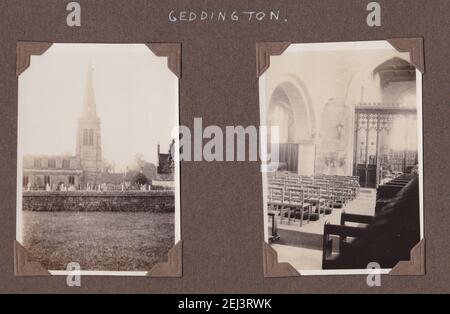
[16,44,180,274]
[260,41,423,275]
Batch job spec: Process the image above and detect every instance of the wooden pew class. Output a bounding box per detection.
[375,174,414,214]
[268,172,362,226]
[322,223,366,269]
[322,212,375,269]
[267,186,314,226]
[322,174,416,269]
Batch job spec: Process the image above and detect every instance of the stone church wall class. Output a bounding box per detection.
[315,99,353,176]
[22,191,174,213]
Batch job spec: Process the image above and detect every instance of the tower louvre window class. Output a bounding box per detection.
[83,129,89,145]
[88,129,94,146]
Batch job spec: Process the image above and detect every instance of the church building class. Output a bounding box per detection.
[22,65,102,190]
[264,48,419,188]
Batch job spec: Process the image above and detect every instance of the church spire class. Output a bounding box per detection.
[77,61,102,187]
[82,62,98,118]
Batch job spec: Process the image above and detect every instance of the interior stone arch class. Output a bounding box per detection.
[267,78,316,175]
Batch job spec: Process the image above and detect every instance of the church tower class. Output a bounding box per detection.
[76,63,102,187]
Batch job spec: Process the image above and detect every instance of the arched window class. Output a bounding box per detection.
[62,159,70,169]
[48,159,56,168]
[33,159,41,168]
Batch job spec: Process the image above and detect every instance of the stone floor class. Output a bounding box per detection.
[272,244,323,270]
[270,188,377,270]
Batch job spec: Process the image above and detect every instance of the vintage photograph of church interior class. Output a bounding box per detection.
[16,44,180,275]
[261,41,423,275]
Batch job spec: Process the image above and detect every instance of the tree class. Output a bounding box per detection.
[132,172,149,186]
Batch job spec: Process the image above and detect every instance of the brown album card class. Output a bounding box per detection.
[0,0,449,295]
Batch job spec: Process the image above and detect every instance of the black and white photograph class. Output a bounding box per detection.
[260,41,423,275]
[16,44,180,275]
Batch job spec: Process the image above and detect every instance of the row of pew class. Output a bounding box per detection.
[267,172,360,228]
[322,173,416,269]
[375,173,416,214]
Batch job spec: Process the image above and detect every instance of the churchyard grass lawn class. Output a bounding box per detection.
[22,211,174,271]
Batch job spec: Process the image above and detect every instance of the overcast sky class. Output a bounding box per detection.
[19,44,178,171]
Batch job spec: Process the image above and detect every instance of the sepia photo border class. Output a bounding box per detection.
[259,40,425,277]
[14,42,183,277]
